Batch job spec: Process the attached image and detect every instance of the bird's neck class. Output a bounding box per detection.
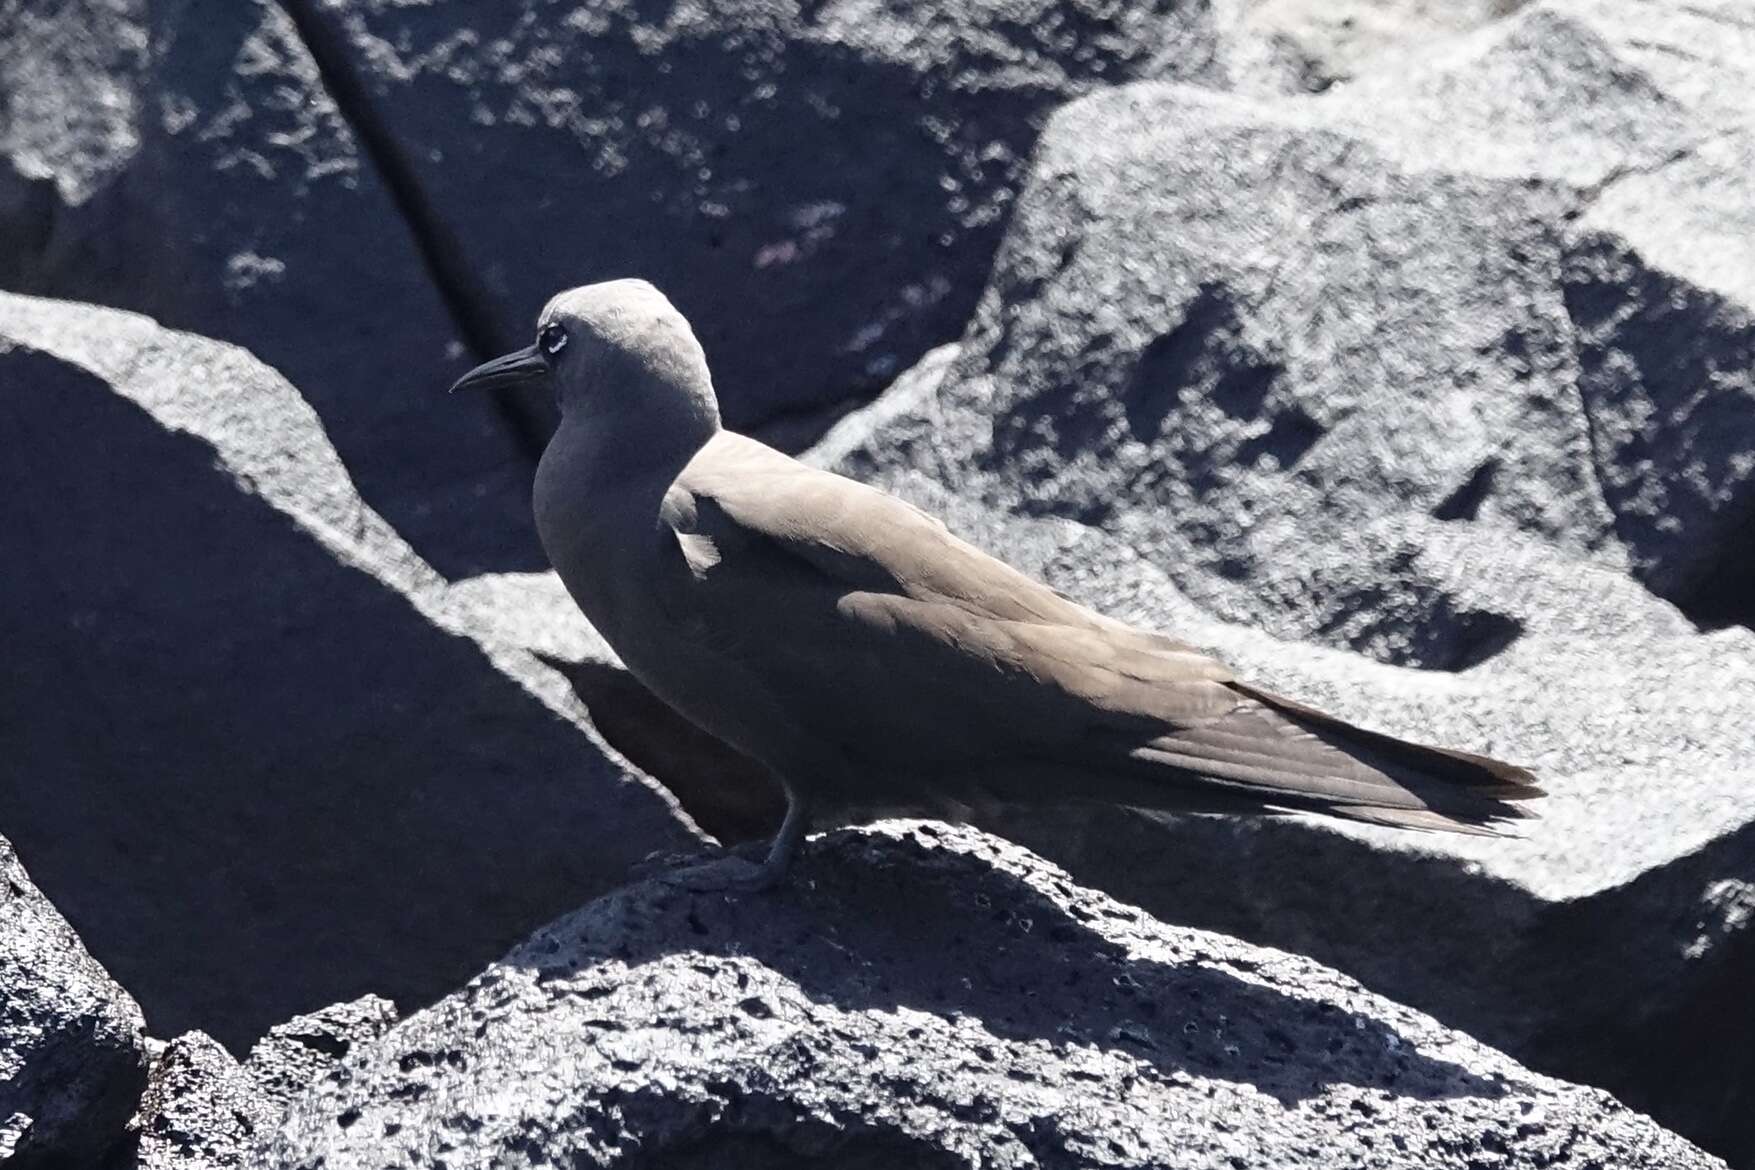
[534,406,716,630]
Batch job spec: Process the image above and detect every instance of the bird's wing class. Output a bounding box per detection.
[677,433,1202,645]
[665,434,1539,830]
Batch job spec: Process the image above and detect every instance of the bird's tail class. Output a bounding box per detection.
[1078,681,1545,837]
[1213,682,1544,834]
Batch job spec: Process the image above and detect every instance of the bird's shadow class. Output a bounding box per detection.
[518,825,1521,1106]
[535,652,787,845]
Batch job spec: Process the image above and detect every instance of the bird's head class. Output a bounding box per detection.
[450,279,721,437]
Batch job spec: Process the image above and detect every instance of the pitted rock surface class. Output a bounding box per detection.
[1,834,146,1167]
[0,293,695,1049]
[244,996,399,1112]
[120,1032,275,1170]
[794,5,1755,1159]
[0,0,537,576]
[266,823,1721,1168]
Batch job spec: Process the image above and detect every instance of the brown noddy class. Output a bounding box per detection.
[453,279,1543,889]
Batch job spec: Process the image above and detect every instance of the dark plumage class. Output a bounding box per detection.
[453,280,1542,887]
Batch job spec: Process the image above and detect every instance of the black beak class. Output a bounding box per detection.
[448,344,548,394]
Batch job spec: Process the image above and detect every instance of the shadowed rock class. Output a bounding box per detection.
[0,0,539,576]
[285,0,1240,441]
[0,293,696,1050]
[792,4,1755,1159]
[1,834,147,1168]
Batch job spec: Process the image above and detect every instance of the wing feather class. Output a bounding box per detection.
[666,433,1541,833]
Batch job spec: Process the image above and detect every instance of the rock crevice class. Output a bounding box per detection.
[267,0,549,459]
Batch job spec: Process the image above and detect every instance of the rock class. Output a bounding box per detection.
[1537,0,1755,625]
[117,1032,276,1170]
[798,4,1755,1161]
[244,996,399,1112]
[851,11,1754,645]
[439,569,787,846]
[264,822,1723,1168]
[0,0,539,577]
[442,569,790,847]
[109,999,397,1169]
[1341,0,1755,622]
[1,834,147,1167]
[1213,0,1526,93]
[0,292,697,1051]
[288,0,1237,439]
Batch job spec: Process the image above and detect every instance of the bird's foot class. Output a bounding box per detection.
[663,785,809,896]
[665,853,789,895]
[630,845,727,882]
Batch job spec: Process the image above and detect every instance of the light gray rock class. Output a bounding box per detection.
[0,292,697,1051]
[244,996,398,1113]
[847,14,1753,646]
[801,3,1755,1160]
[1,834,147,1167]
[1342,0,1755,621]
[1214,0,1528,94]
[0,0,539,577]
[287,0,1236,439]
[264,822,1724,1169]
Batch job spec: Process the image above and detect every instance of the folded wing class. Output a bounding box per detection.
[670,434,1542,833]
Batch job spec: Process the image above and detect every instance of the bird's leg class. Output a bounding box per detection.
[673,782,811,895]
[750,785,811,887]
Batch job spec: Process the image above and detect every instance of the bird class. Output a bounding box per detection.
[452,279,1542,890]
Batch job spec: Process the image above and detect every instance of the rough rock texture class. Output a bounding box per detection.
[107,998,397,1169]
[856,4,1755,643]
[265,823,1723,1168]
[3,0,1750,1164]
[0,0,538,577]
[243,996,399,1113]
[114,1032,276,1170]
[289,0,1236,438]
[1,834,147,1167]
[1214,0,1528,93]
[0,292,697,1051]
[792,3,1755,1161]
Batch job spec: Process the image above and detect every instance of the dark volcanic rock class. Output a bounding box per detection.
[0,293,696,1050]
[291,0,1234,439]
[1,834,147,1168]
[265,823,1723,1168]
[110,999,397,1169]
[800,2,1755,1161]
[116,1032,276,1170]
[0,0,538,577]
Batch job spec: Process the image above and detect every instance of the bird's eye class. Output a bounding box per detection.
[538,322,569,357]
